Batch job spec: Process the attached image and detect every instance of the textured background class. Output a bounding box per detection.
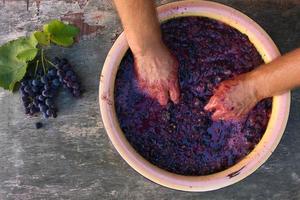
[0,0,299,199]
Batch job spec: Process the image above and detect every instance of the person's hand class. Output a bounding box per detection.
[134,44,180,105]
[204,74,261,121]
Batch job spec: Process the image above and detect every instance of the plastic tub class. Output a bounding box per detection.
[99,0,290,191]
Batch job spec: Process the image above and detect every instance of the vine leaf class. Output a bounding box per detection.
[0,35,38,91]
[43,19,80,47]
[34,31,51,46]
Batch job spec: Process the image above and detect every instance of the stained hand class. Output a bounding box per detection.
[205,75,260,121]
[134,44,180,105]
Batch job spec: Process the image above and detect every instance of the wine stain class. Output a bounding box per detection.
[227,166,246,178]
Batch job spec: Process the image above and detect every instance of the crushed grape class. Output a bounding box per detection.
[115,17,272,176]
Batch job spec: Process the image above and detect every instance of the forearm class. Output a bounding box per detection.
[113,0,163,55]
[247,48,300,99]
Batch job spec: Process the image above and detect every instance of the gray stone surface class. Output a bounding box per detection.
[0,0,299,199]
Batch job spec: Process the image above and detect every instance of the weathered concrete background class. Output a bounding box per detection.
[0,0,299,199]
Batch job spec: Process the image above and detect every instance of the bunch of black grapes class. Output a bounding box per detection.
[19,58,82,118]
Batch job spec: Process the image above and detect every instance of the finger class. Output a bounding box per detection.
[169,80,180,104]
[211,109,227,121]
[235,107,250,120]
[157,88,169,106]
[218,105,244,121]
[204,96,219,111]
[221,112,237,121]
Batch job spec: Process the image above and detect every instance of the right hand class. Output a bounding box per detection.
[204,74,261,121]
[134,44,180,105]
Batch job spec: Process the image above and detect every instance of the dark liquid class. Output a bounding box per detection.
[114,17,272,176]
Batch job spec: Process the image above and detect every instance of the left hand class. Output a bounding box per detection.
[204,74,261,121]
[134,43,180,105]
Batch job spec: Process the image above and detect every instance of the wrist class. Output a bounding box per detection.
[130,37,165,57]
[244,70,269,101]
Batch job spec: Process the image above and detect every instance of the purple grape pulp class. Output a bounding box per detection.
[114,17,272,176]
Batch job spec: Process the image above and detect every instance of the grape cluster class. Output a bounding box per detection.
[20,71,59,118]
[54,57,82,98]
[19,57,82,118]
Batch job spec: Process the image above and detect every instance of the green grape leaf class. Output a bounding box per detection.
[0,35,38,91]
[43,19,80,47]
[34,31,50,46]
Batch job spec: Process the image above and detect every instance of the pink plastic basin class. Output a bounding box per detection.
[99,0,290,191]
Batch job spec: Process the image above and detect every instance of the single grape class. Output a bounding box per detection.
[41,76,48,84]
[48,90,54,98]
[24,101,30,108]
[63,77,69,83]
[57,63,63,70]
[20,90,27,98]
[53,57,61,65]
[39,104,48,112]
[24,85,31,93]
[66,70,74,77]
[32,86,39,93]
[46,109,53,116]
[33,99,39,106]
[25,107,30,114]
[38,95,45,101]
[71,75,77,81]
[20,85,25,92]
[66,82,72,88]
[48,68,57,77]
[32,80,40,86]
[21,81,27,86]
[35,122,43,129]
[45,98,53,106]
[44,84,51,90]
[52,79,60,87]
[39,104,47,112]
[43,113,49,119]
[36,69,44,76]
[60,58,68,65]
[30,107,37,115]
[72,83,79,89]
[62,64,70,71]
[57,70,65,78]
[42,90,48,97]
[73,90,80,97]
[42,90,53,98]
[28,90,35,96]
[21,96,29,102]
[53,111,57,118]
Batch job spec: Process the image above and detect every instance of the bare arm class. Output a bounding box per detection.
[113,0,162,55]
[205,48,300,120]
[113,0,180,105]
[252,48,300,98]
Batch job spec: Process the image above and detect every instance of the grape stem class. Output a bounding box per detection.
[34,60,39,77]
[41,48,46,74]
[45,58,58,69]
